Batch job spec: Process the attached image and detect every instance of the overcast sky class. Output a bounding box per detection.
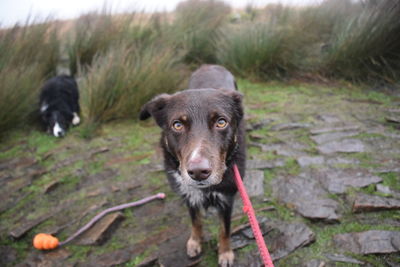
[1,0,321,27]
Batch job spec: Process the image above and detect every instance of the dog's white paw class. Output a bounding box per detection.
[72,113,80,126]
[218,250,234,267]
[186,237,202,258]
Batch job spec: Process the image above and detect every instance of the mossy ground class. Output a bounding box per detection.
[0,80,399,266]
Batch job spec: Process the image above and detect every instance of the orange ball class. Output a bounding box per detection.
[33,233,59,250]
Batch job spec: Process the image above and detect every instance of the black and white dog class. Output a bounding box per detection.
[39,75,80,137]
[140,65,245,266]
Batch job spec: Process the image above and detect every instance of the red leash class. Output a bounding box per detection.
[233,164,275,267]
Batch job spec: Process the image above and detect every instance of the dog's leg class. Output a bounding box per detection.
[186,205,203,258]
[72,112,80,126]
[218,204,234,267]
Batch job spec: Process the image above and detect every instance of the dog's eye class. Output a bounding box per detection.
[172,120,184,131]
[216,118,228,129]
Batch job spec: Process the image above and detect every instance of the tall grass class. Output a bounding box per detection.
[172,0,231,64]
[67,10,133,75]
[80,44,183,127]
[67,8,166,76]
[0,20,60,137]
[322,1,400,82]
[216,20,300,79]
[1,0,400,138]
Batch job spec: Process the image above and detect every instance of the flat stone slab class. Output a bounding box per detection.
[377,184,400,198]
[326,157,360,166]
[252,142,307,157]
[385,115,400,123]
[324,253,364,264]
[312,168,382,194]
[310,125,360,135]
[296,156,324,167]
[77,212,124,245]
[270,222,316,260]
[310,130,360,145]
[271,122,311,131]
[272,176,340,221]
[333,230,400,254]
[244,170,264,197]
[232,219,315,261]
[317,139,365,154]
[353,193,400,212]
[9,213,53,239]
[247,159,285,169]
[246,118,274,131]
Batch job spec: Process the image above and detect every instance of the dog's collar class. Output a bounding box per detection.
[226,134,239,165]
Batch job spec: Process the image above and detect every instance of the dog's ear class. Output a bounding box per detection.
[139,94,171,127]
[221,89,244,122]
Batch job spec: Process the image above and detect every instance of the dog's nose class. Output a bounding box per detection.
[187,157,211,181]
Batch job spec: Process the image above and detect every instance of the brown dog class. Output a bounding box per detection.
[140,65,245,266]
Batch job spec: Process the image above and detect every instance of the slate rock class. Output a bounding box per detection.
[296,156,324,167]
[248,132,265,141]
[246,118,274,131]
[233,220,315,261]
[352,193,400,212]
[9,213,53,239]
[333,230,400,254]
[244,170,264,197]
[363,136,400,154]
[253,142,307,157]
[235,251,263,267]
[385,115,400,123]
[303,259,326,267]
[269,221,316,260]
[312,168,382,194]
[316,114,341,123]
[247,159,285,169]
[240,218,272,239]
[310,130,360,145]
[374,166,400,174]
[272,176,340,221]
[318,139,365,154]
[377,184,400,198]
[271,122,311,131]
[326,157,360,166]
[324,253,364,264]
[231,233,252,250]
[77,212,124,245]
[310,125,360,135]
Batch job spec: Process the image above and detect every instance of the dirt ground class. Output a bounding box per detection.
[1,80,400,267]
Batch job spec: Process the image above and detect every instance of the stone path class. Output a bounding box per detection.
[1,83,400,266]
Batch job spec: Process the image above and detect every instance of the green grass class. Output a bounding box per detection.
[380,173,400,192]
[0,19,59,138]
[217,21,299,80]
[172,0,231,64]
[322,1,400,82]
[79,43,183,133]
[27,131,58,156]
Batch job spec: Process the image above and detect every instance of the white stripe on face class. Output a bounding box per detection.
[189,143,202,161]
[53,122,63,137]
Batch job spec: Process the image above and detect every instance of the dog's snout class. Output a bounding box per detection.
[187,157,211,181]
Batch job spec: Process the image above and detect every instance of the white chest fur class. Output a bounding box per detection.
[172,172,228,208]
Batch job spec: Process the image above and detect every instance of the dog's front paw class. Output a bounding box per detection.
[218,250,234,267]
[72,113,80,126]
[186,237,202,258]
